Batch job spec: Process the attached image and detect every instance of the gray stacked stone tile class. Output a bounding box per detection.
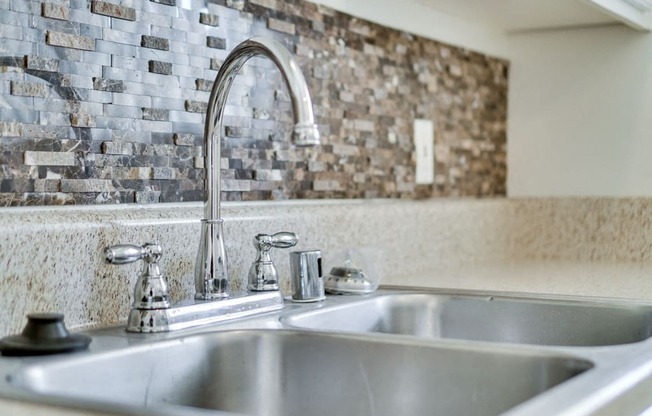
[206,36,226,49]
[267,18,294,35]
[141,35,169,51]
[150,0,176,6]
[24,151,76,166]
[185,100,207,113]
[25,55,59,72]
[46,31,95,50]
[41,3,70,20]
[148,60,173,75]
[195,79,214,91]
[0,0,508,206]
[91,1,136,21]
[10,81,48,98]
[199,12,219,27]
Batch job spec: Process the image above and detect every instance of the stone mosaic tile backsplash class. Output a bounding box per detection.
[0,0,508,206]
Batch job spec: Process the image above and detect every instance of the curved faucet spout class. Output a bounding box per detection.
[195,37,320,300]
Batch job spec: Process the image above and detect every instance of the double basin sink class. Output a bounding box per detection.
[3,288,652,416]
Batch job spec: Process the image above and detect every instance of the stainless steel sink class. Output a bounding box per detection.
[5,288,652,416]
[8,330,591,416]
[282,292,652,346]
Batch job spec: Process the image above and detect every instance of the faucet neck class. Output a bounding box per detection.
[195,37,319,301]
[202,37,318,222]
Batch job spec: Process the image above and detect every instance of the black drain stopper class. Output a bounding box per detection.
[0,313,91,356]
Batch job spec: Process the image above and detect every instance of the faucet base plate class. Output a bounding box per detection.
[126,291,284,333]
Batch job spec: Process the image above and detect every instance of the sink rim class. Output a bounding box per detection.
[375,286,652,308]
[281,288,652,348]
[3,287,652,416]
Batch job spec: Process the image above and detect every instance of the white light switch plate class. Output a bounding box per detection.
[414,119,434,185]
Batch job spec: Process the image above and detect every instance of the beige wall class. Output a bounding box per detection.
[507,25,652,196]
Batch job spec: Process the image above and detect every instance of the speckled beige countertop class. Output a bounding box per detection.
[3,197,652,415]
[4,197,652,335]
[387,259,652,299]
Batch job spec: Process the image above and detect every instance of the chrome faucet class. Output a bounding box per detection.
[103,38,319,333]
[195,37,320,300]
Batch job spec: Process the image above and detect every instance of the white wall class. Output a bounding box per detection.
[508,25,652,196]
[305,0,509,59]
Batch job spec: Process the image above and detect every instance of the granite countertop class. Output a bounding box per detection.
[386,259,652,301]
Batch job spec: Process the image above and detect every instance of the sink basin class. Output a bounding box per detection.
[282,293,652,346]
[9,330,591,416]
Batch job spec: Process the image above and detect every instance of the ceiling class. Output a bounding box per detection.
[414,0,620,33]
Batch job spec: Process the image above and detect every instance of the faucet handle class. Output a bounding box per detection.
[248,232,298,292]
[104,243,170,310]
[253,231,299,252]
[105,243,162,265]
